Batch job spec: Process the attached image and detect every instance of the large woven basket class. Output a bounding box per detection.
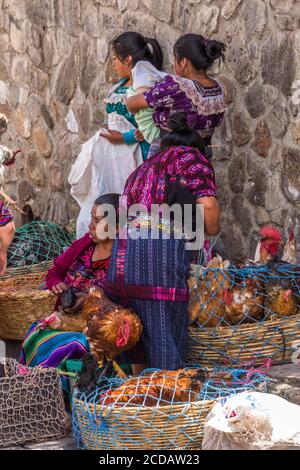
[72,396,215,450]
[0,261,53,280]
[186,313,300,368]
[0,271,56,340]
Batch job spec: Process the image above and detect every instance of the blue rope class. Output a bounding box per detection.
[71,365,269,450]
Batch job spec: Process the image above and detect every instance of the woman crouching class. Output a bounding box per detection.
[20,194,120,378]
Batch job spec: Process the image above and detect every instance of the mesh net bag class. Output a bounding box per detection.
[0,359,70,448]
[7,221,74,268]
[186,258,300,368]
[72,366,268,450]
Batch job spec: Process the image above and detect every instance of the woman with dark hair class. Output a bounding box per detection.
[126,33,226,159]
[69,32,163,238]
[106,113,220,371]
[20,194,121,380]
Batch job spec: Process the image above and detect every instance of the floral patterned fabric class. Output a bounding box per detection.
[122,145,217,212]
[0,199,13,226]
[64,245,110,293]
[144,75,225,140]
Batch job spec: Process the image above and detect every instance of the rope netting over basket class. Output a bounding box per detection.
[72,366,269,450]
[7,221,74,268]
[187,260,300,368]
[0,359,70,448]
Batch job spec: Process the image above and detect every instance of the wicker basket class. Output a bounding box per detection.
[0,260,53,280]
[0,271,56,340]
[186,313,300,368]
[73,396,215,450]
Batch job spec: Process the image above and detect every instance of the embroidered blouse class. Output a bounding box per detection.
[122,145,217,211]
[144,75,225,141]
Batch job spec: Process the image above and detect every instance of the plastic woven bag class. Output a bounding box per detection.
[202,391,300,450]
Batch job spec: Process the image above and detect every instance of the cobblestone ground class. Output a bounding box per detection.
[1,340,300,450]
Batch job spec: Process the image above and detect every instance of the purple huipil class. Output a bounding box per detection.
[122,145,216,210]
[144,74,225,141]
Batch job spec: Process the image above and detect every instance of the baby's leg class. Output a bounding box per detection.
[0,220,15,275]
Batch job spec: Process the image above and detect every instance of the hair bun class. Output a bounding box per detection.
[205,39,226,61]
[168,112,191,132]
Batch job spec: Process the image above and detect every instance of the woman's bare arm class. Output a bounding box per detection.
[196,196,220,236]
[126,94,148,114]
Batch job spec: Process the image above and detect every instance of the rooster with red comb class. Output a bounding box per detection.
[254,226,283,264]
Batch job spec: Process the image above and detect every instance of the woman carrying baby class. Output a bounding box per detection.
[126,33,226,160]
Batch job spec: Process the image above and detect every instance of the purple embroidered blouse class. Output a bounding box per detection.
[122,145,217,210]
[144,75,225,140]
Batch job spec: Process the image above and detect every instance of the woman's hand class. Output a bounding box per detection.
[101,129,124,144]
[52,282,68,295]
[63,292,86,314]
[134,129,145,142]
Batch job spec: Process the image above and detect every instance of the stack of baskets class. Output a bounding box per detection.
[0,263,55,340]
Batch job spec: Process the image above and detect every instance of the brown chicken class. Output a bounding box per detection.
[82,287,142,365]
[265,276,298,317]
[222,278,265,324]
[188,255,231,327]
[100,368,206,406]
[52,287,143,377]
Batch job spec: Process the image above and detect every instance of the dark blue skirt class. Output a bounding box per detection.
[105,228,192,370]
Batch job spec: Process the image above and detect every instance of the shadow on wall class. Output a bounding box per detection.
[21,205,37,225]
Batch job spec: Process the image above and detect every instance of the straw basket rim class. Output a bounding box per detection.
[1,261,53,280]
[187,311,300,368]
[0,272,53,300]
[73,395,216,415]
[189,311,300,335]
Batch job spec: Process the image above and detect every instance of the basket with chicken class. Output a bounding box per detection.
[187,226,300,368]
[72,367,216,450]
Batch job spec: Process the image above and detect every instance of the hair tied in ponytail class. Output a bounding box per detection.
[205,39,226,61]
[112,32,163,71]
[147,42,154,55]
[174,33,225,71]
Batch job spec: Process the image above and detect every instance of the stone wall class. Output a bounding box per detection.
[0,0,300,258]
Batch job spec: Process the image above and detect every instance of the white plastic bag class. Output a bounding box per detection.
[202,391,300,450]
